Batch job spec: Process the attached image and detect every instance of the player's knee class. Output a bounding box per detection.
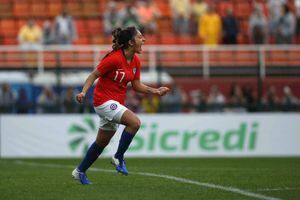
[96,138,110,148]
[130,118,141,133]
[96,138,109,147]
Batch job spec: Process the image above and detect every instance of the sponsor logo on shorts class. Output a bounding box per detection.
[110,103,118,110]
[133,67,136,74]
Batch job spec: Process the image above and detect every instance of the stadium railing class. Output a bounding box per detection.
[0,45,300,77]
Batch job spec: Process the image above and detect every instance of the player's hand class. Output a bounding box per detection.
[76,92,86,104]
[157,87,170,96]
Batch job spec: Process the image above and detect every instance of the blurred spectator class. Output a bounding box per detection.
[0,83,16,113]
[104,1,121,36]
[281,86,299,111]
[161,84,185,112]
[18,18,42,50]
[189,89,206,112]
[207,85,225,112]
[170,0,191,35]
[54,10,77,44]
[296,6,300,40]
[229,84,246,106]
[42,20,54,45]
[190,0,208,35]
[228,83,246,112]
[274,4,296,44]
[249,4,268,44]
[16,88,30,113]
[125,87,141,113]
[136,0,161,34]
[262,85,279,111]
[268,0,286,40]
[62,86,78,113]
[198,5,222,46]
[141,95,160,113]
[37,86,58,113]
[222,7,239,44]
[119,0,141,29]
[268,0,286,19]
[242,86,257,112]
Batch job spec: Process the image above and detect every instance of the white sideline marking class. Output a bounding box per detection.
[14,160,280,200]
[257,188,300,191]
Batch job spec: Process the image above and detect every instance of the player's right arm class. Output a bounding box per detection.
[76,52,117,103]
[76,69,101,103]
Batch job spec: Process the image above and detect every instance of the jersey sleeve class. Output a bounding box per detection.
[96,55,118,75]
[134,56,141,80]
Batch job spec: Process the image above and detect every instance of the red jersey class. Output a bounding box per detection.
[93,49,141,106]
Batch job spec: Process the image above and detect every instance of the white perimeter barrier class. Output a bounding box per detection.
[1,114,299,158]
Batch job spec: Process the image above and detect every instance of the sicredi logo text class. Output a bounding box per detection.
[129,122,258,152]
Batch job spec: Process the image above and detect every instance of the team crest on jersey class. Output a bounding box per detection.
[110,103,118,110]
[133,67,136,74]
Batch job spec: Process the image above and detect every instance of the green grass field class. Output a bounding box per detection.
[0,158,300,200]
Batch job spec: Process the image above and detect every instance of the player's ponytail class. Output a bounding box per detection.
[112,26,138,51]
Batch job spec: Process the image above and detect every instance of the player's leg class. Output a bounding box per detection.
[116,109,140,158]
[112,109,140,175]
[77,129,115,173]
[72,128,115,184]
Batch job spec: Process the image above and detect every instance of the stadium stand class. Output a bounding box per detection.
[0,0,297,45]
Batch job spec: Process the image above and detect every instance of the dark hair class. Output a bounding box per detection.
[112,26,138,51]
[283,4,290,14]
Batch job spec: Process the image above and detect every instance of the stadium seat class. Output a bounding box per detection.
[234,50,257,66]
[0,19,17,36]
[13,3,30,17]
[0,3,12,17]
[97,1,106,14]
[267,50,289,66]
[44,52,56,68]
[159,51,186,67]
[30,3,48,17]
[16,19,27,30]
[240,20,249,33]
[87,19,103,34]
[90,36,105,44]
[48,2,62,17]
[157,18,172,33]
[217,1,233,17]
[59,51,78,67]
[82,2,99,17]
[76,19,88,37]
[156,1,171,17]
[65,2,82,17]
[266,50,300,66]
[183,51,203,65]
[4,51,24,68]
[234,2,252,18]
[178,36,196,44]
[2,37,17,45]
[76,51,94,66]
[144,35,159,44]
[159,35,177,44]
[74,37,90,45]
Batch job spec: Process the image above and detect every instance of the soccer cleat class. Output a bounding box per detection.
[111,156,128,176]
[72,168,91,185]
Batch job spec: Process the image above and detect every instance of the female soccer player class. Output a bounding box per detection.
[72,26,170,185]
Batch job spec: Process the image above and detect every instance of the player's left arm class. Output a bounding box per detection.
[131,80,169,96]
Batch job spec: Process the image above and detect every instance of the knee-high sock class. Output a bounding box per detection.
[77,142,104,173]
[115,129,135,160]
